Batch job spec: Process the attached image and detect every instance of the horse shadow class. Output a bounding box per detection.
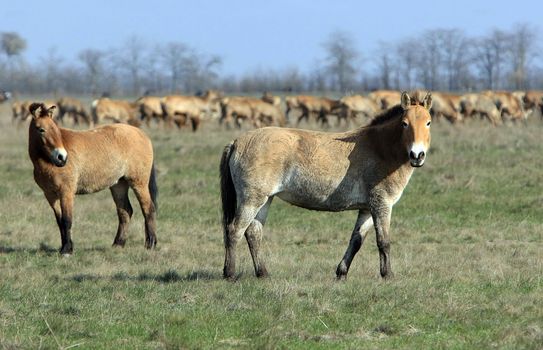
[0,242,60,255]
[0,242,107,255]
[69,269,220,284]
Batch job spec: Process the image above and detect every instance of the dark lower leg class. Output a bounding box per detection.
[245,221,268,278]
[59,215,73,254]
[336,232,362,279]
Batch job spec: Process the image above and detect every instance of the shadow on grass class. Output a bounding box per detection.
[0,242,107,255]
[69,269,220,284]
[0,242,58,255]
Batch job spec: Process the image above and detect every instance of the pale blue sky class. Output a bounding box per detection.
[1,0,540,75]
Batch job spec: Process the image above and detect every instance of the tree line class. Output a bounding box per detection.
[0,23,541,96]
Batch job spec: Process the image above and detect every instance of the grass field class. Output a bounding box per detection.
[0,100,542,349]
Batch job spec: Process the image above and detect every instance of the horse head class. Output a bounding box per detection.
[400,91,432,167]
[29,102,67,167]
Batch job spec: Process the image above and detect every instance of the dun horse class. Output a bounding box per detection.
[220,91,432,279]
[28,103,157,254]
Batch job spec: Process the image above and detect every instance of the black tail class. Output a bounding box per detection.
[149,162,158,213]
[220,142,236,234]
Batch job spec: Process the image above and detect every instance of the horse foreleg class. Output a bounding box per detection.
[110,180,133,247]
[131,183,157,249]
[190,115,200,132]
[244,197,273,278]
[371,205,393,279]
[336,210,373,279]
[44,192,64,252]
[285,106,291,123]
[297,110,307,126]
[59,193,75,255]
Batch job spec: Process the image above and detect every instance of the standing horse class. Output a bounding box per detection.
[28,103,157,255]
[220,91,432,279]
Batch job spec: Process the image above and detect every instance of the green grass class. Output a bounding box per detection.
[0,101,542,349]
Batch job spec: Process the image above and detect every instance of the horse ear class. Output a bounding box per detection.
[401,91,411,110]
[47,105,57,118]
[29,102,45,119]
[423,92,433,110]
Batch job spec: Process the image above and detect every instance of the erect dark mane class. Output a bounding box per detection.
[367,104,404,127]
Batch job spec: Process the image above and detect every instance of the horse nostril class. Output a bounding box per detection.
[410,151,416,159]
[419,151,425,160]
[57,154,63,161]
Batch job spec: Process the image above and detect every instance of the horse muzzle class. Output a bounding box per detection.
[409,150,425,167]
[51,148,68,167]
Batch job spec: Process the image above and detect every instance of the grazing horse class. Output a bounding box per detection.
[28,103,157,255]
[220,91,432,279]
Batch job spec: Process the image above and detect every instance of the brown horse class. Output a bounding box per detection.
[28,103,157,255]
[220,91,432,279]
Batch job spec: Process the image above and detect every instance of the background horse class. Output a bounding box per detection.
[28,102,157,255]
[220,91,432,279]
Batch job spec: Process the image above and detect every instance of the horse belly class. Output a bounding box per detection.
[277,176,368,212]
[76,167,125,194]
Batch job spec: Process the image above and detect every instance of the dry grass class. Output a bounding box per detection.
[0,99,542,349]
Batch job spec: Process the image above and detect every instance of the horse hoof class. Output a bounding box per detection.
[381,272,395,280]
[223,270,237,281]
[336,263,348,279]
[61,253,72,258]
[336,274,347,281]
[256,270,269,278]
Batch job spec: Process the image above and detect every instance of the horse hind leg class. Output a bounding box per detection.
[110,179,133,247]
[224,196,269,280]
[131,181,157,249]
[244,197,273,278]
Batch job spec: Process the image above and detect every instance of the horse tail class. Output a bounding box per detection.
[149,162,158,213]
[220,141,236,234]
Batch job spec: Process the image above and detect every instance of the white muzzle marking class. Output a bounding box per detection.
[51,148,68,166]
[409,142,427,167]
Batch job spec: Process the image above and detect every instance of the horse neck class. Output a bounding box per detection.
[361,122,410,168]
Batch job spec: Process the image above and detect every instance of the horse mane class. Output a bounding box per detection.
[367,105,404,127]
[366,91,428,127]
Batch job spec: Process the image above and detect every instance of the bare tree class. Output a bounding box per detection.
[181,50,222,92]
[40,47,64,93]
[395,38,418,90]
[161,42,188,93]
[78,49,104,94]
[439,29,471,91]
[375,42,393,90]
[1,32,27,87]
[1,32,26,58]
[509,23,538,90]
[473,30,510,90]
[115,35,147,95]
[322,30,359,92]
[418,30,443,90]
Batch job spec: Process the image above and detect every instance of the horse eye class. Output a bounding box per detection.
[401,121,408,128]
[426,121,431,127]
[37,127,45,133]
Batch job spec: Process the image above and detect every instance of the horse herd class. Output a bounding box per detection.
[14,86,542,280]
[22,90,436,281]
[8,89,543,133]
